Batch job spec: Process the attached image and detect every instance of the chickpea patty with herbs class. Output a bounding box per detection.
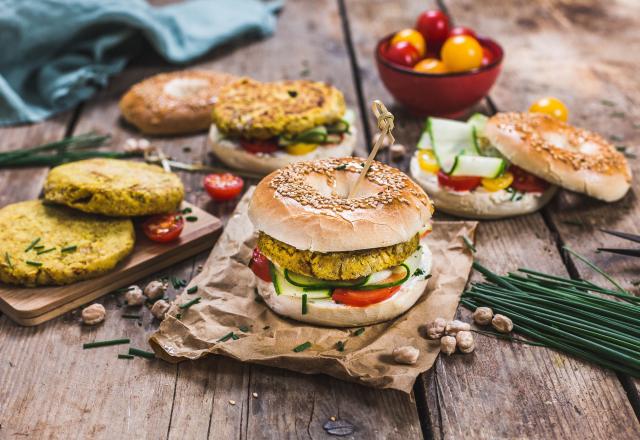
[0,200,135,286]
[44,158,184,217]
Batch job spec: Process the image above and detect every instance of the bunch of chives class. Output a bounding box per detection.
[462,261,640,377]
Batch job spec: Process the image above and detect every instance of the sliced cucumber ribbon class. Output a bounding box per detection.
[278,116,350,147]
[450,155,507,179]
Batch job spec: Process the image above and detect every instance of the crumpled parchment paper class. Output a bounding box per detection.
[150,188,477,393]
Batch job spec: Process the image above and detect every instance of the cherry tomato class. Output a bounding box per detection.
[332,285,401,307]
[417,150,440,173]
[481,47,494,66]
[204,173,244,201]
[385,41,420,67]
[437,170,482,191]
[391,28,426,57]
[142,213,184,243]
[414,58,448,74]
[239,138,279,154]
[448,26,476,39]
[441,35,483,72]
[481,171,514,192]
[249,248,272,283]
[509,166,549,193]
[529,97,569,122]
[415,10,450,52]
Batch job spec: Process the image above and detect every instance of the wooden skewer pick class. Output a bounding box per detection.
[348,100,395,198]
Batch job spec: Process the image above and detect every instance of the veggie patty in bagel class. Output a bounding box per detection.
[209,78,356,175]
[248,157,434,327]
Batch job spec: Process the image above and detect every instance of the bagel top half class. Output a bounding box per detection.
[249,157,434,253]
[485,112,632,202]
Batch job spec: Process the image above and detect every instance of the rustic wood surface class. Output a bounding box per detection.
[0,0,639,438]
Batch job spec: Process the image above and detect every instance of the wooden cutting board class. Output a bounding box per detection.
[0,203,222,326]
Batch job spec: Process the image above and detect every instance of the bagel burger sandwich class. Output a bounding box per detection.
[209,78,356,175]
[248,157,434,327]
[410,112,631,219]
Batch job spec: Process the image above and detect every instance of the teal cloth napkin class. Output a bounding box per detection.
[0,0,282,126]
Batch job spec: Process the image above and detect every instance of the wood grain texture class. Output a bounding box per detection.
[343,0,640,437]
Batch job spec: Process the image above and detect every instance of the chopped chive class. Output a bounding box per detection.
[33,245,45,251]
[128,347,155,359]
[182,207,192,214]
[24,238,41,252]
[179,296,201,310]
[336,341,345,352]
[187,285,198,294]
[353,328,365,336]
[413,268,425,277]
[293,341,311,352]
[462,236,476,253]
[83,338,130,349]
[176,313,182,320]
[231,334,239,340]
[118,354,134,359]
[217,332,235,342]
[601,99,615,106]
[562,219,584,226]
[5,252,13,269]
[36,247,56,255]
[302,293,308,315]
[61,245,77,253]
[122,314,140,319]
[185,216,198,222]
[263,325,270,330]
[335,164,347,170]
[26,260,42,267]
[239,325,250,332]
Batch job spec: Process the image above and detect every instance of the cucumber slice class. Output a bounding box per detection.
[467,113,488,137]
[416,131,432,150]
[272,266,331,298]
[428,117,478,173]
[327,119,350,134]
[449,155,506,178]
[284,269,366,289]
[354,264,410,291]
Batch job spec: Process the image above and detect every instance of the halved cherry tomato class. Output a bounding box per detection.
[437,170,482,191]
[332,285,401,307]
[142,213,184,243]
[448,26,476,39]
[240,138,279,154]
[441,35,483,72]
[481,171,514,192]
[509,166,549,193]
[391,29,426,57]
[285,142,317,156]
[528,97,569,122]
[415,10,450,52]
[249,248,272,282]
[417,150,440,173]
[385,41,421,67]
[414,58,448,74]
[204,173,244,201]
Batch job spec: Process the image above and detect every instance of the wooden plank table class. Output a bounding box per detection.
[0,0,638,438]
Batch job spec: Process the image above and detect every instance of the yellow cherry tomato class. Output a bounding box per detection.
[481,171,514,192]
[391,28,426,57]
[441,35,483,72]
[529,97,569,122]
[414,58,448,74]
[285,143,317,156]
[417,149,440,174]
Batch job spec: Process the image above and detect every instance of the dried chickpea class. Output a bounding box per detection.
[124,285,144,306]
[426,317,447,339]
[456,331,475,353]
[492,314,513,333]
[392,346,420,365]
[473,307,493,325]
[445,319,471,335]
[144,280,166,301]
[82,303,105,325]
[440,335,456,355]
[151,299,170,320]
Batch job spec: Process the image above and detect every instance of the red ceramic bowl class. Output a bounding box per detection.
[376,34,503,118]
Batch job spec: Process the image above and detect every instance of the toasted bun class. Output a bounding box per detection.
[485,112,632,202]
[256,246,432,327]
[410,157,557,219]
[208,124,356,175]
[119,70,236,135]
[249,157,434,252]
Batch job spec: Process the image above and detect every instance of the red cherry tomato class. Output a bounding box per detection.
[448,26,477,39]
[142,213,184,243]
[332,285,401,307]
[509,166,549,193]
[481,47,494,66]
[385,41,420,67]
[415,10,450,52]
[204,173,244,201]
[239,138,279,154]
[249,248,272,282]
[437,170,482,191]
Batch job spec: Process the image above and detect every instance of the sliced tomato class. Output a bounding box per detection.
[142,213,184,243]
[437,171,482,191]
[239,138,279,154]
[249,248,272,282]
[204,173,244,201]
[332,285,401,307]
[509,165,549,193]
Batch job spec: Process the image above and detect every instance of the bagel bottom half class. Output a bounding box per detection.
[255,246,432,327]
[209,125,356,175]
[410,157,557,219]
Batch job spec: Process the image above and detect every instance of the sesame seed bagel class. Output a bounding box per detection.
[119,70,237,135]
[249,157,434,253]
[485,112,632,202]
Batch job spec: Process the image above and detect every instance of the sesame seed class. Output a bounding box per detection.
[229,400,236,405]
